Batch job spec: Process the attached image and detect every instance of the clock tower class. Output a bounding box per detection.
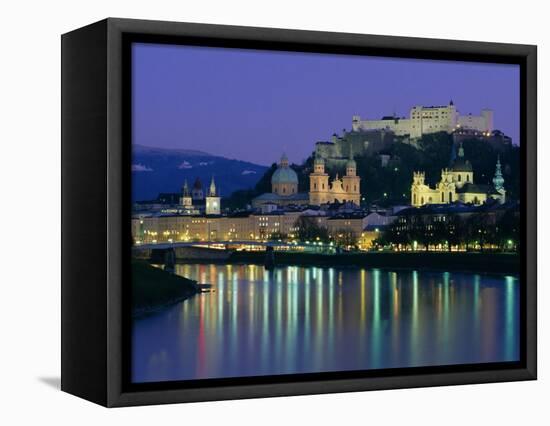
[205,176,221,215]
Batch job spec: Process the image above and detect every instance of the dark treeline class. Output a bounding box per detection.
[375,208,519,252]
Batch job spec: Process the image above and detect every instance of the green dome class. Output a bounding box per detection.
[271,166,298,185]
[346,158,356,168]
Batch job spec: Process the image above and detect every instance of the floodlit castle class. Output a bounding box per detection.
[309,154,360,206]
[411,143,506,207]
[352,101,493,139]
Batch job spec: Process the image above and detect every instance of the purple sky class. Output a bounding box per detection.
[132,43,519,166]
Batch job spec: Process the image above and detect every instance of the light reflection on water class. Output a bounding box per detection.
[132,264,520,383]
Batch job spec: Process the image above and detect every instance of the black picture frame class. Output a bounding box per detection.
[61,17,537,407]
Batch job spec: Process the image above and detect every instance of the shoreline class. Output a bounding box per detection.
[132,259,200,318]
[171,251,521,275]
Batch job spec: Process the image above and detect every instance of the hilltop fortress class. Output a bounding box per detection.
[315,101,499,167]
[352,101,493,138]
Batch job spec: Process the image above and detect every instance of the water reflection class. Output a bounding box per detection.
[132,264,520,383]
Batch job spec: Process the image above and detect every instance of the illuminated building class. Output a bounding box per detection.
[411,143,506,207]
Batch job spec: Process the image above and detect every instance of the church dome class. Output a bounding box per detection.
[272,166,298,185]
[314,155,325,166]
[452,158,473,172]
[346,158,356,168]
[451,143,473,172]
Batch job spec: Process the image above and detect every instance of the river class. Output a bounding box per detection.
[132,264,519,383]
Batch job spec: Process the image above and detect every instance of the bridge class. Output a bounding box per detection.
[133,240,327,251]
[133,240,335,268]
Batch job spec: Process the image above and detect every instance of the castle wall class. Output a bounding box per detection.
[355,118,411,136]
[457,113,492,133]
[315,129,395,169]
[353,104,491,139]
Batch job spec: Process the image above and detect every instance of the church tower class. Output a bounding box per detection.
[450,142,473,188]
[342,148,361,205]
[205,176,221,215]
[493,156,506,204]
[192,177,204,200]
[309,155,330,205]
[436,169,456,203]
[180,180,193,208]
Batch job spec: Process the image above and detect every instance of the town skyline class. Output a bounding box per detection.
[133,43,520,165]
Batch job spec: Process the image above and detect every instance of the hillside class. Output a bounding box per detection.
[350,133,520,205]
[225,133,520,207]
[132,144,268,202]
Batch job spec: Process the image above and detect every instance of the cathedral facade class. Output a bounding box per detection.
[411,143,506,207]
[309,155,361,206]
[252,153,361,208]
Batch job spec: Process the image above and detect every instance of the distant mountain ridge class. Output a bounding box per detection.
[133,144,210,157]
[132,144,268,202]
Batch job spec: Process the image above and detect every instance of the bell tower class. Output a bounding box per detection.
[341,148,361,205]
[492,156,506,203]
[309,155,330,205]
[180,180,192,207]
[205,176,221,215]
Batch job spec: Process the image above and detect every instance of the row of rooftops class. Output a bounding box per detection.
[134,199,518,222]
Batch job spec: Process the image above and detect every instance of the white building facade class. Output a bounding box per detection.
[352,101,493,139]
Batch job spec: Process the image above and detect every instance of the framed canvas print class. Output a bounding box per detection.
[61,18,537,407]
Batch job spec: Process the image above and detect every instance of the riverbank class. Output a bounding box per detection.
[132,259,199,317]
[227,251,520,274]
[135,246,521,274]
[154,251,517,274]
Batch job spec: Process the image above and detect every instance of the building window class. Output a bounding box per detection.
[441,192,444,202]
[449,192,453,202]
[314,183,317,190]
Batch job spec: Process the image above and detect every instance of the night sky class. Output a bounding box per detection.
[132,43,519,166]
